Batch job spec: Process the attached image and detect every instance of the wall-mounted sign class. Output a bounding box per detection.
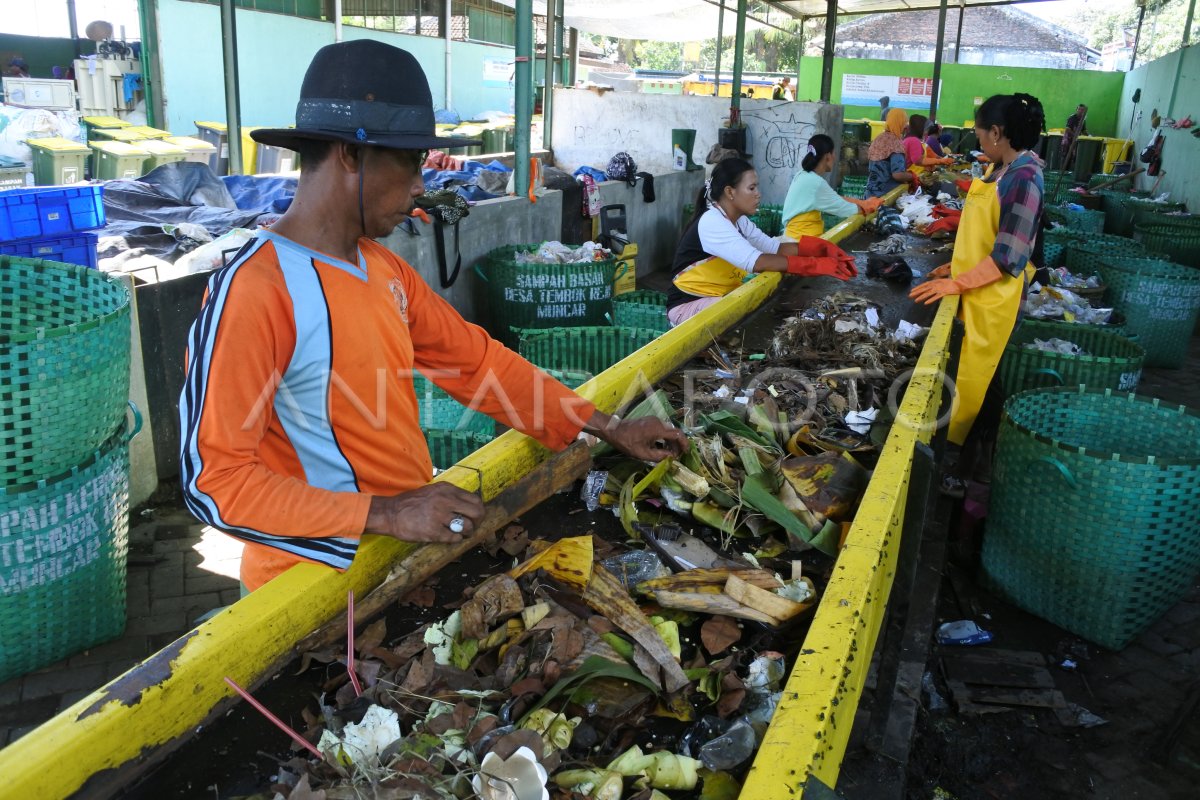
[841,73,940,110]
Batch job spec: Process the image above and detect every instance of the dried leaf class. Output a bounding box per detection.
[392,625,432,661]
[587,616,616,636]
[356,619,387,653]
[510,677,545,697]
[401,651,436,694]
[488,729,545,761]
[467,714,500,745]
[715,687,746,718]
[498,524,530,557]
[701,617,742,656]
[401,585,437,608]
[288,775,327,800]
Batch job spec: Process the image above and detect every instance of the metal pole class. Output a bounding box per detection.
[334,0,342,41]
[1184,0,1196,45]
[136,0,163,127]
[954,2,964,63]
[820,0,835,102]
[796,17,804,98]
[66,0,79,52]
[443,0,452,110]
[220,0,243,175]
[731,0,747,114]
[1130,3,1146,71]
[930,0,949,120]
[555,0,565,84]
[514,0,533,195]
[714,0,725,98]
[540,11,553,151]
[567,27,579,86]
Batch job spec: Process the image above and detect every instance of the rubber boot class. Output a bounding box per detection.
[672,128,703,171]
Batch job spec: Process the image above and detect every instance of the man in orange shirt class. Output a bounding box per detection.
[180,41,686,591]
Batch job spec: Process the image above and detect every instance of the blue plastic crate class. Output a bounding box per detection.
[0,232,98,269]
[0,185,106,242]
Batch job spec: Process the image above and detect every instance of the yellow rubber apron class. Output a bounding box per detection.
[784,209,824,240]
[909,142,935,176]
[672,256,749,299]
[947,175,1033,445]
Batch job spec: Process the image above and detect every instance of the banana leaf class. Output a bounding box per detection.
[700,411,777,450]
[740,473,839,556]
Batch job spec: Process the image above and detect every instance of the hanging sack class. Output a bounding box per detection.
[413,189,471,288]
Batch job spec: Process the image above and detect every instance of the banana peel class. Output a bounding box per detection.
[780,452,867,521]
[508,536,593,589]
[635,568,783,595]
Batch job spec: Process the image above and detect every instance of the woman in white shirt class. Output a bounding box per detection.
[781,134,882,239]
[667,157,856,327]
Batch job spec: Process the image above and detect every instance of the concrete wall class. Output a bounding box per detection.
[789,55,1126,137]
[1117,43,1200,213]
[378,191,564,330]
[551,89,843,206]
[595,170,706,279]
[154,0,514,135]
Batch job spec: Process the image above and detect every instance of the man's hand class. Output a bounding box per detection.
[585,412,689,462]
[365,484,485,542]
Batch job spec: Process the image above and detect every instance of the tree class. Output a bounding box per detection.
[632,40,685,71]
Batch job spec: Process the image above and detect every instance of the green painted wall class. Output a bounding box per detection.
[794,57,1126,137]
[0,33,90,78]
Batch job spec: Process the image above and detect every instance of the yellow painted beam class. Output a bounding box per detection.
[0,185,913,799]
[741,298,959,798]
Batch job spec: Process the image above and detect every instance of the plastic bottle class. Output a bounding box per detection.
[698,718,757,770]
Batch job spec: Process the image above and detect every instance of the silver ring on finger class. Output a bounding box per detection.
[448,516,465,534]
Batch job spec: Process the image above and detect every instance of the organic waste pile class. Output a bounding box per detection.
[237,293,928,800]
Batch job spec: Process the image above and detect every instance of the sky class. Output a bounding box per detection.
[1,0,1141,42]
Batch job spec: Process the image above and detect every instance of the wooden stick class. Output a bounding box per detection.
[1088,168,1144,194]
[346,590,363,698]
[223,677,324,759]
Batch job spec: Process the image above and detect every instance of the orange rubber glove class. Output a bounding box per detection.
[787,255,856,280]
[856,197,884,215]
[909,257,1003,305]
[926,263,952,279]
[409,208,432,224]
[795,236,851,259]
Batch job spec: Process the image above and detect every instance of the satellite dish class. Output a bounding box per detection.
[85,20,115,41]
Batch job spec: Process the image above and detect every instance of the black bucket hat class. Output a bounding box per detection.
[250,40,479,152]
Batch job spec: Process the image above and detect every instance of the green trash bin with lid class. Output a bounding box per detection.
[1072,135,1104,182]
[27,137,90,185]
[81,115,129,144]
[138,139,188,173]
[90,140,150,180]
[1044,132,1064,170]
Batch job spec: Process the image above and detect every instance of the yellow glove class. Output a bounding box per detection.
[909,258,1003,305]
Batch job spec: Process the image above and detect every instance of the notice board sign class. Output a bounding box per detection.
[841,74,939,111]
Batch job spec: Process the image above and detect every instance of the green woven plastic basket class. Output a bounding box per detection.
[0,256,131,486]
[1095,256,1200,368]
[1044,205,1104,234]
[1043,227,1089,269]
[474,245,624,347]
[1042,171,1083,205]
[1099,190,1151,236]
[839,176,868,200]
[424,429,495,472]
[997,320,1144,399]
[750,204,783,236]
[982,387,1200,650]
[612,290,669,333]
[412,375,495,436]
[1134,221,1200,268]
[0,410,138,682]
[519,326,659,376]
[1129,199,1186,229]
[1064,235,1151,274]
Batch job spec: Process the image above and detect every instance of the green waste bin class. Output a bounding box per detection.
[1072,135,1104,183]
[1044,132,1064,170]
[0,155,28,190]
[164,135,217,165]
[137,138,188,173]
[482,127,506,154]
[27,137,90,185]
[80,115,129,144]
[90,140,149,180]
[89,127,149,144]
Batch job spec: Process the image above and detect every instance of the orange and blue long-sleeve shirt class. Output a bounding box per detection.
[180,230,595,589]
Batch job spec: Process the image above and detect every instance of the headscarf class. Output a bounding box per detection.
[869,108,908,161]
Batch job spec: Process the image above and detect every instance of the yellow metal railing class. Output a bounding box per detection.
[0,187,916,798]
